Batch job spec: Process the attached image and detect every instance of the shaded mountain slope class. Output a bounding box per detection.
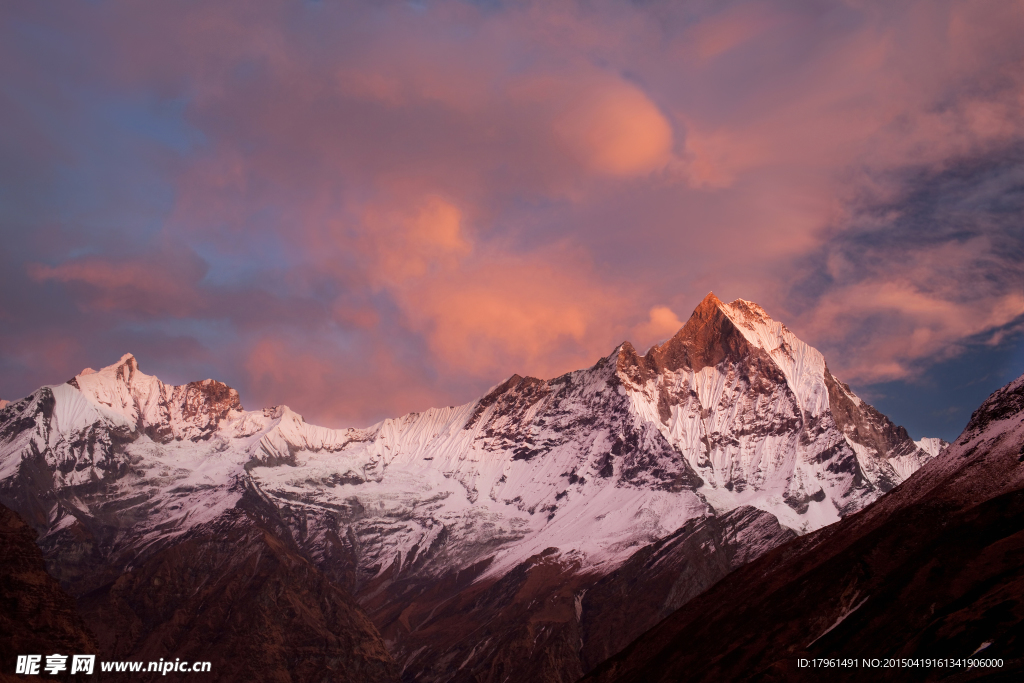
[77,483,398,683]
[583,375,1024,682]
[367,505,795,683]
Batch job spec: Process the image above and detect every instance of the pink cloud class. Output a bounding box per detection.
[149,0,1024,399]
[358,195,472,286]
[27,254,206,318]
[543,74,674,177]
[688,2,792,61]
[244,336,441,428]
[632,306,685,351]
[393,249,632,379]
[792,238,1024,383]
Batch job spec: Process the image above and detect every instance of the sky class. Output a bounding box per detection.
[1,0,1022,442]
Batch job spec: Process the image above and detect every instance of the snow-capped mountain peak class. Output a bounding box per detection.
[68,353,242,443]
[627,293,828,418]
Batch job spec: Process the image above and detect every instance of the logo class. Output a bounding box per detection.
[16,655,95,675]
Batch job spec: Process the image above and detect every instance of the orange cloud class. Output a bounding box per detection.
[360,195,471,285]
[549,76,674,177]
[632,306,684,351]
[245,336,440,428]
[393,251,631,379]
[679,126,768,188]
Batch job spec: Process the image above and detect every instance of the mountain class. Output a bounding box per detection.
[0,293,939,681]
[0,368,398,681]
[582,374,1024,682]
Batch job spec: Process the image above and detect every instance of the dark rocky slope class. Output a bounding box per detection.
[582,375,1024,683]
[365,506,795,683]
[1,492,398,683]
[0,503,97,682]
[76,484,399,683]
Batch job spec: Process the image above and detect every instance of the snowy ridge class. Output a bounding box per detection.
[915,436,947,459]
[621,353,845,531]
[820,365,939,492]
[888,451,933,482]
[721,298,830,417]
[250,357,712,579]
[918,374,1024,483]
[716,297,939,496]
[49,382,135,436]
[72,353,242,442]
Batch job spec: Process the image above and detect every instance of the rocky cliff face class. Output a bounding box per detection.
[0,293,938,682]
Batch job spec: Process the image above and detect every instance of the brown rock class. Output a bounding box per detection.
[76,489,398,683]
[0,503,97,683]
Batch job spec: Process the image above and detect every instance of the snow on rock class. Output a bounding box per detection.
[71,353,242,442]
[49,382,135,436]
[886,436,947,484]
[915,437,947,459]
[720,298,830,417]
[918,374,1024,484]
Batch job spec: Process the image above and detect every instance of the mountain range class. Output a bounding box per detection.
[0,293,979,682]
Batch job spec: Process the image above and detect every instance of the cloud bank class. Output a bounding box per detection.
[1,0,1022,437]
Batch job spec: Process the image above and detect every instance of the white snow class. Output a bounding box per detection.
[73,353,155,424]
[807,595,870,647]
[49,382,135,436]
[721,299,830,417]
[914,437,946,458]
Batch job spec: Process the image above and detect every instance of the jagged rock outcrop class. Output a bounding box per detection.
[69,354,242,443]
